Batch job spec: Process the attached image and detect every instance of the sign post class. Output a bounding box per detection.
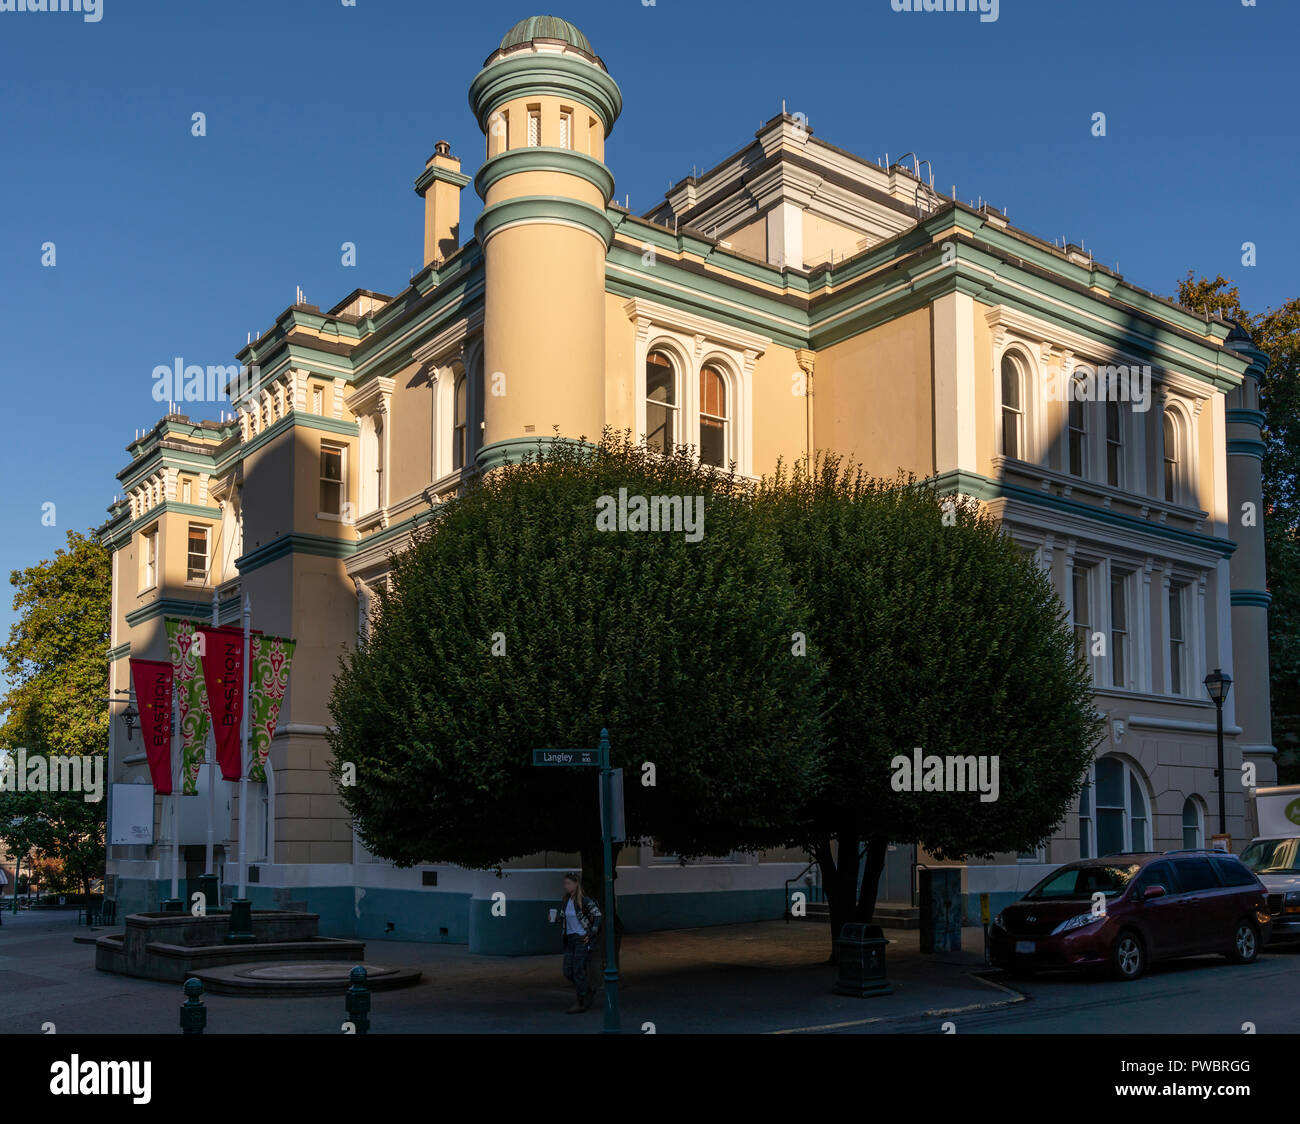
[532,728,622,1033]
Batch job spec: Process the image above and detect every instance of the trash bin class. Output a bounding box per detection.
[919,867,962,953]
[833,923,892,997]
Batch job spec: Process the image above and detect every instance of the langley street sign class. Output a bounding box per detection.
[532,749,601,766]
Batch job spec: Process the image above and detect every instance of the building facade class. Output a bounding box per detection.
[99,15,1274,946]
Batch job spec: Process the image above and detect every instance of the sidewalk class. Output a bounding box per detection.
[0,910,1020,1034]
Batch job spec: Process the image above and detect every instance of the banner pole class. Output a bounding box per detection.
[237,594,251,899]
[170,679,180,902]
[206,590,218,882]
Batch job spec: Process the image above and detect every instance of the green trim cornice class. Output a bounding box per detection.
[125,597,216,628]
[414,163,472,196]
[107,642,131,662]
[1226,409,1266,428]
[468,53,623,136]
[475,436,591,473]
[1231,589,1272,608]
[236,532,357,575]
[474,147,616,203]
[930,469,1238,558]
[1227,438,1265,460]
[475,195,614,248]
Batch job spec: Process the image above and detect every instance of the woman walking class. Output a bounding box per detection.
[553,872,602,1013]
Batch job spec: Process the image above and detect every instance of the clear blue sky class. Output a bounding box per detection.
[0,0,1296,654]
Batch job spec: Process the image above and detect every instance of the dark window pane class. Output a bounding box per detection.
[1171,858,1218,892]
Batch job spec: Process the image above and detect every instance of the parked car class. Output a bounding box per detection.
[1239,835,1300,943]
[989,850,1272,981]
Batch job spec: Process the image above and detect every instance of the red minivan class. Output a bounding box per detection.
[989,850,1272,981]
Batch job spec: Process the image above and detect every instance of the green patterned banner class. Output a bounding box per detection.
[248,634,296,783]
[165,618,213,796]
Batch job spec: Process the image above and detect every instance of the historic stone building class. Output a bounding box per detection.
[99,15,1273,947]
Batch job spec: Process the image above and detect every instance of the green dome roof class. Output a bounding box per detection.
[499,16,593,55]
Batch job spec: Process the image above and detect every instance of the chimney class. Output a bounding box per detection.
[415,140,471,268]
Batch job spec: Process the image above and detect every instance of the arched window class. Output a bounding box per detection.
[1000,354,1023,459]
[1182,796,1205,850]
[1079,756,1149,858]
[700,364,728,468]
[1106,401,1124,488]
[453,374,467,470]
[1068,375,1088,477]
[645,350,677,454]
[1162,411,1180,503]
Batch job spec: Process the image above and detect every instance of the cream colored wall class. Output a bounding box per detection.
[802,212,865,268]
[384,360,436,504]
[722,218,767,262]
[486,94,604,160]
[751,342,811,477]
[813,308,934,478]
[604,291,637,435]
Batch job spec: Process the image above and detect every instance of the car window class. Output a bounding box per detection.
[1240,838,1300,874]
[1210,856,1258,888]
[1133,861,1177,896]
[1171,857,1219,892]
[1027,864,1139,899]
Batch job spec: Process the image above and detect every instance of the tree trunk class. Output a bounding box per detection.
[814,832,861,965]
[856,836,889,924]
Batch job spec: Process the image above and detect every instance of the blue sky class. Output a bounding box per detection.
[0,0,1296,654]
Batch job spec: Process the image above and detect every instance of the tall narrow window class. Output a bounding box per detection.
[1072,566,1092,664]
[645,351,676,454]
[1110,571,1129,689]
[1079,775,1093,859]
[1162,412,1179,503]
[527,109,541,147]
[1106,401,1123,488]
[320,444,344,515]
[1168,581,1186,694]
[453,375,467,471]
[1068,395,1087,477]
[182,479,192,504]
[1182,797,1204,849]
[559,109,573,149]
[699,365,728,468]
[1000,355,1022,459]
[143,527,158,589]
[187,524,209,584]
[312,387,323,415]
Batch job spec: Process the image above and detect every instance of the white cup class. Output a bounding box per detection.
[548,908,558,923]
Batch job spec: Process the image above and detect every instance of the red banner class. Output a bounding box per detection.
[198,627,248,780]
[129,659,174,795]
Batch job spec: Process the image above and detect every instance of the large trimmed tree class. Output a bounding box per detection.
[329,432,825,919]
[756,457,1104,956]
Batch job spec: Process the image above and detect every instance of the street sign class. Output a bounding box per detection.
[598,767,625,843]
[532,749,601,766]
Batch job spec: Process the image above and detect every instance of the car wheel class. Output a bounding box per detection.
[1111,930,1145,981]
[1227,920,1259,964]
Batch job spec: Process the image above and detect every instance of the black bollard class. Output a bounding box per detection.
[345,966,370,1035]
[180,978,207,1035]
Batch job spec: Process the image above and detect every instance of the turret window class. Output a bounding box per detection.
[527,108,541,147]
[559,109,573,149]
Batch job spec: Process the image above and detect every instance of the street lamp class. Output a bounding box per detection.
[120,700,139,742]
[1204,668,1233,835]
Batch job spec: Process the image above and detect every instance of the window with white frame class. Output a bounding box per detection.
[1080,756,1150,858]
[699,363,729,468]
[453,374,468,471]
[645,350,677,454]
[182,478,192,504]
[1182,796,1205,849]
[559,108,573,149]
[1000,353,1024,459]
[527,107,540,147]
[1106,400,1124,488]
[1068,390,1088,477]
[1072,563,1093,667]
[312,386,323,415]
[1110,569,1131,689]
[1168,580,1188,695]
[1162,410,1181,504]
[186,523,209,584]
[141,525,158,590]
[319,443,345,516]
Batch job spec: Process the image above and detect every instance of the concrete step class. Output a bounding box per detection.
[798,902,921,930]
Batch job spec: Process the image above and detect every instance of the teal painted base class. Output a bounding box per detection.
[106,879,793,955]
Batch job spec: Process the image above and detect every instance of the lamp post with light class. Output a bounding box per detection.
[1203,668,1233,835]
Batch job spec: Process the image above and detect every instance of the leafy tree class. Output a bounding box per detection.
[1176,275,1300,781]
[757,457,1103,957]
[328,432,825,921]
[0,529,111,905]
